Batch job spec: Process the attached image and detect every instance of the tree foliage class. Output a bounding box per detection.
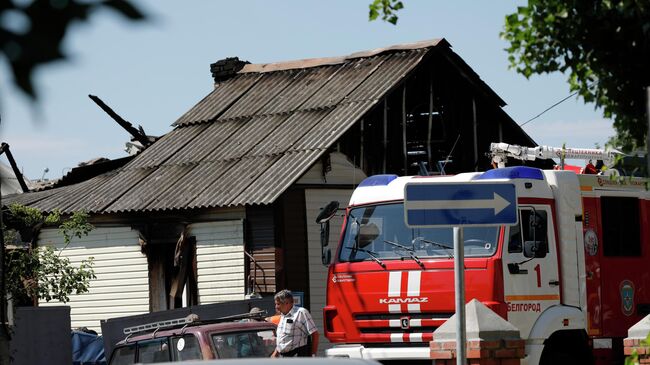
[502,0,650,151]
[2,204,95,305]
[1,0,145,100]
[5,204,44,228]
[6,246,95,304]
[368,0,404,25]
[58,210,93,248]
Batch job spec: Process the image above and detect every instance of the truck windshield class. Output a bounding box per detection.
[339,203,499,262]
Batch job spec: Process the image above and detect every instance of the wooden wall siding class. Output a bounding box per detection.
[249,247,279,293]
[296,152,367,185]
[245,205,275,249]
[245,205,277,293]
[305,188,353,354]
[191,220,245,304]
[37,226,148,334]
[280,189,308,303]
[191,207,246,222]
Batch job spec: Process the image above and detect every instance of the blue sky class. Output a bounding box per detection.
[0,0,615,180]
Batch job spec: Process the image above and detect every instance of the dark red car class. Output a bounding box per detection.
[108,313,277,364]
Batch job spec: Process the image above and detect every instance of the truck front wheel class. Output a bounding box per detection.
[539,330,593,365]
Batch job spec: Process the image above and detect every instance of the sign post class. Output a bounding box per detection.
[404,181,517,365]
[453,226,465,365]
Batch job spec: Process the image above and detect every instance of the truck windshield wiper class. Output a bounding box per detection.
[384,240,425,269]
[349,247,386,268]
[415,238,454,259]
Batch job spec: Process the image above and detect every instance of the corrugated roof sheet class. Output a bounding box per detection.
[4,41,440,214]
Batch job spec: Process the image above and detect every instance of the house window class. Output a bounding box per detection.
[601,197,640,257]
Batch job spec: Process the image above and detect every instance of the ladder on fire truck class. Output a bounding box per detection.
[488,142,623,174]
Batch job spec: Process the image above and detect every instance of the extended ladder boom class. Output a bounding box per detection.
[489,142,622,168]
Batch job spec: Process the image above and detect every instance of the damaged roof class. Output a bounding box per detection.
[5,38,505,214]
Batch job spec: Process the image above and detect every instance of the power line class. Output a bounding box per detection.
[519,91,579,127]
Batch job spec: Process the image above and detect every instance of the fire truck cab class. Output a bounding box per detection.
[319,146,650,364]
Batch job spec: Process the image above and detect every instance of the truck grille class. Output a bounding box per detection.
[352,312,452,342]
[359,327,438,334]
[355,313,452,321]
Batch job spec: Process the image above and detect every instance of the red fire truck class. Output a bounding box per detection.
[318,143,650,364]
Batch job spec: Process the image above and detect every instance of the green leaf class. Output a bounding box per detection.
[1,0,147,102]
[506,13,519,26]
[368,0,402,25]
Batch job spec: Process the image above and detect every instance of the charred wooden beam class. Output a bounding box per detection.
[88,94,152,148]
[0,143,29,193]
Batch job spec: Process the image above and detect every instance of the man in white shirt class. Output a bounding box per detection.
[271,289,319,357]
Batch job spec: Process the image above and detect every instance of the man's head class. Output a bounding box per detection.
[274,289,294,315]
[248,307,265,321]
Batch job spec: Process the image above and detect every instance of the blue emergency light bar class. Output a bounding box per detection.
[358,174,398,187]
[476,166,544,181]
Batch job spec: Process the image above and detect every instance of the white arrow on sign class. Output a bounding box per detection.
[406,192,511,215]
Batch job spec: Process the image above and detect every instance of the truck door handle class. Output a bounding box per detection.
[549,280,560,286]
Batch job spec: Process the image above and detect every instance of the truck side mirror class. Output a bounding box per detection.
[528,212,547,241]
[523,240,547,258]
[320,221,331,265]
[316,201,339,224]
[317,201,339,266]
[322,247,331,265]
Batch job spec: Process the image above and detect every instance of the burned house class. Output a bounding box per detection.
[3,39,538,348]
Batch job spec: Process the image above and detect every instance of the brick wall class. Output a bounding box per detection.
[624,337,650,364]
[624,314,650,364]
[430,338,525,365]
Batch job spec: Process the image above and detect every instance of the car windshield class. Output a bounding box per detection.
[339,203,499,262]
[212,329,276,358]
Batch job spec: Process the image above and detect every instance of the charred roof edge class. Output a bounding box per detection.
[239,38,448,74]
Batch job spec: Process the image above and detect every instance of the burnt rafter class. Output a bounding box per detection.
[88,94,155,148]
[0,142,29,193]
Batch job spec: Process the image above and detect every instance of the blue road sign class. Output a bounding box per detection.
[404,182,518,227]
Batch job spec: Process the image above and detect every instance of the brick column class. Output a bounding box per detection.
[624,314,650,364]
[430,299,525,365]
